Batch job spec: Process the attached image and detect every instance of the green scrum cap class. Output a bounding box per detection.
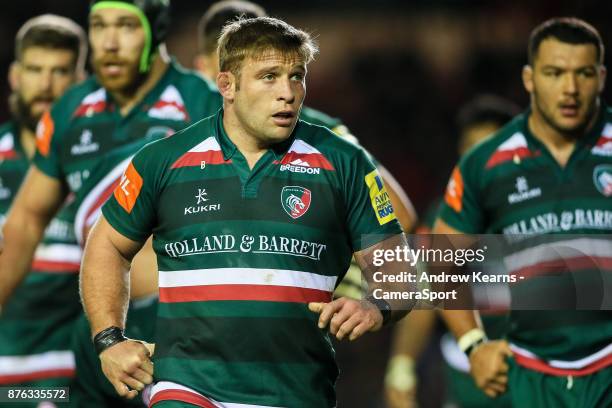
[90,0,170,72]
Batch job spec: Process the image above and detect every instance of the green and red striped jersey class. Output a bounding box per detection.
[438,107,612,376]
[102,110,402,407]
[32,60,222,246]
[0,121,80,384]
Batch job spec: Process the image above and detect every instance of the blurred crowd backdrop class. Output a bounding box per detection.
[1,1,611,406]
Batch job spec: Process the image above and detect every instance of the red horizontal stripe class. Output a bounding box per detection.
[74,101,106,118]
[159,284,332,304]
[279,152,335,170]
[0,368,75,384]
[171,151,229,168]
[31,260,80,273]
[0,150,17,160]
[514,351,612,377]
[150,101,189,121]
[150,389,216,408]
[595,135,612,147]
[511,256,612,281]
[485,147,535,169]
[152,100,187,112]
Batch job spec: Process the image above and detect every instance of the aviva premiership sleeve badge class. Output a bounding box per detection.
[365,170,396,225]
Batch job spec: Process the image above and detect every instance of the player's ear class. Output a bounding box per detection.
[193,54,204,72]
[217,71,236,101]
[598,65,607,93]
[195,52,221,83]
[522,64,534,94]
[75,70,86,83]
[8,62,20,92]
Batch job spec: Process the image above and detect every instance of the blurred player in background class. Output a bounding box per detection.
[384,95,519,408]
[435,17,612,407]
[0,0,221,406]
[195,0,417,301]
[0,15,86,405]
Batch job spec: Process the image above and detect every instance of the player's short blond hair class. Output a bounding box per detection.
[218,16,318,77]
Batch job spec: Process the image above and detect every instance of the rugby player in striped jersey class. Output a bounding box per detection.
[82,16,416,407]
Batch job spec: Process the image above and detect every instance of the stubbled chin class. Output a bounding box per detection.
[267,128,293,141]
[98,76,131,93]
[555,117,588,133]
[30,108,47,119]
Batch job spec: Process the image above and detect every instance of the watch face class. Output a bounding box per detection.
[365,295,392,325]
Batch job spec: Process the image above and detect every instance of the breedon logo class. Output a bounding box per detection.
[281,186,312,219]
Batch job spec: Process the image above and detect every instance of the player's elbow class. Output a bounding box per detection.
[2,204,47,248]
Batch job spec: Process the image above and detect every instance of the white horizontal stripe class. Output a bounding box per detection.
[159,268,337,292]
[503,237,612,273]
[148,106,186,121]
[497,132,527,151]
[510,342,612,369]
[288,139,321,155]
[0,351,75,375]
[150,382,281,408]
[440,333,470,373]
[33,243,82,264]
[222,402,283,408]
[0,132,14,151]
[82,88,105,104]
[189,136,221,153]
[150,381,206,398]
[159,85,184,105]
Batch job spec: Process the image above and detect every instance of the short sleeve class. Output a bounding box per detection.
[437,156,484,233]
[32,110,63,179]
[101,150,157,241]
[343,149,403,251]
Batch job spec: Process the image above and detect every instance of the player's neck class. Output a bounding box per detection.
[528,107,598,167]
[19,127,35,160]
[222,109,271,169]
[111,51,170,116]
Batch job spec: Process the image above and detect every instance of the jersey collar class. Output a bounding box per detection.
[95,58,180,119]
[521,103,607,152]
[213,109,296,161]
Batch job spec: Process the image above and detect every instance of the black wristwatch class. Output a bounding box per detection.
[365,295,392,326]
[93,326,128,355]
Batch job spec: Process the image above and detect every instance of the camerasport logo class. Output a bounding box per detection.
[281,186,311,219]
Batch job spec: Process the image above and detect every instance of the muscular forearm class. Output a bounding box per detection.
[81,226,132,336]
[0,210,48,307]
[358,234,418,318]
